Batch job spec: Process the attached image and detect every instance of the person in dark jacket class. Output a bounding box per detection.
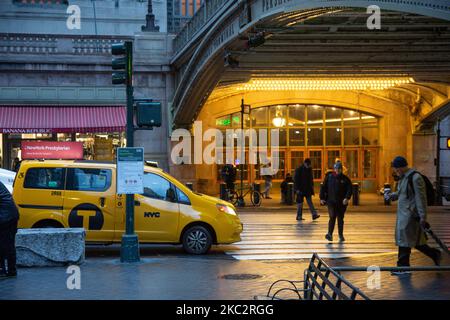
[280,173,294,204]
[221,164,236,192]
[294,159,320,221]
[320,162,352,242]
[0,181,20,279]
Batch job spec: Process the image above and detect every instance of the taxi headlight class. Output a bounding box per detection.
[216,204,236,216]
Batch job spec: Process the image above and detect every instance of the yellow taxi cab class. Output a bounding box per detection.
[13,160,243,254]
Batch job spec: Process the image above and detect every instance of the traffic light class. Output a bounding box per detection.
[447,137,450,149]
[112,41,132,85]
[136,102,162,127]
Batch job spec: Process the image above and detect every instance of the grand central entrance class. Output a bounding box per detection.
[215,104,379,192]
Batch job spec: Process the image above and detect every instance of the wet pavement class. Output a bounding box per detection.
[1,200,449,300]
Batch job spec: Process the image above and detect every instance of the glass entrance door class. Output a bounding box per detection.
[308,149,323,180]
[344,149,359,180]
[326,149,341,173]
[289,150,304,176]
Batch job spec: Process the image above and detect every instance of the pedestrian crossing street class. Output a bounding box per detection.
[218,212,450,260]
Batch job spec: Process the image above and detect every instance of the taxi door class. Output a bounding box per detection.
[62,167,116,242]
[134,172,180,242]
[14,166,66,228]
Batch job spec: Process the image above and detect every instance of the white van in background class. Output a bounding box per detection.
[0,168,15,193]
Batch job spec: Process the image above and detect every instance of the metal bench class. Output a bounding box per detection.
[255,253,370,300]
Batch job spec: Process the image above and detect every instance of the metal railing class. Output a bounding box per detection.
[173,0,233,54]
[258,253,370,300]
[257,253,450,300]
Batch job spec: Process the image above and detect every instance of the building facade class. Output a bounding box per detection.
[0,0,449,200]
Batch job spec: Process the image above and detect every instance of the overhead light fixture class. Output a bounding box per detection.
[235,78,415,91]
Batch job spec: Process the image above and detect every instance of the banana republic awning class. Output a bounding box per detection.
[0,106,126,133]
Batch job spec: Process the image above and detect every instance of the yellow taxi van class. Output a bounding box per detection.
[13,160,242,254]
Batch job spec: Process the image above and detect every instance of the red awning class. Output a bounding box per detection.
[0,106,126,133]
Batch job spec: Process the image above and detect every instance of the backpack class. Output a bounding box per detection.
[407,171,436,206]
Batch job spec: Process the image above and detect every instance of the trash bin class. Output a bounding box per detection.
[220,183,228,201]
[384,183,391,206]
[253,182,261,193]
[285,182,294,205]
[185,182,194,191]
[352,183,360,206]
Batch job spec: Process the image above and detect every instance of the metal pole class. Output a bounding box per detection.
[321,266,450,272]
[238,99,245,206]
[121,41,140,263]
[436,119,443,205]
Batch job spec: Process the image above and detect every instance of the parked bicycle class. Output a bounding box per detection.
[227,184,262,207]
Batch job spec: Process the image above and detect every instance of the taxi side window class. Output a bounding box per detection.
[143,173,173,201]
[24,167,66,190]
[176,187,191,205]
[66,168,112,192]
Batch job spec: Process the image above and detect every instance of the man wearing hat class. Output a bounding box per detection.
[320,161,352,242]
[387,156,442,275]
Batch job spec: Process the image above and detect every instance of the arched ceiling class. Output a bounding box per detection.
[172,8,450,129]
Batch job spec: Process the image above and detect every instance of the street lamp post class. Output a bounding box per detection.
[237,99,250,207]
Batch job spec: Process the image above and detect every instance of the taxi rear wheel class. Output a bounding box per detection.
[182,225,212,255]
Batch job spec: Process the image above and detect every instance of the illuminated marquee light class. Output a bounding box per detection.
[235,78,415,91]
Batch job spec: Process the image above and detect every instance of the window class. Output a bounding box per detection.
[289,128,305,146]
[24,167,65,190]
[362,127,378,145]
[363,150,376,178]
[343,110,360,126]
[290,151,304,175]
[288,105,305,126]
[176,187,191,205]
[307,128,323,146]
[307,105,324,125]
[344,128,360,145]
[67,168,111,192]
[250,107,268,127]
[269,105,287,127]
[325,107,342,126]
[143,173,172,201]
[326,128,342,146]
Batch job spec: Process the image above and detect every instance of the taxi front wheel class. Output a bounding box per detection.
[182,225,212,255]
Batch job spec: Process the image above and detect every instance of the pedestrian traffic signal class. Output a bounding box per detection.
[112,41,132,85]
[136,102,162,127]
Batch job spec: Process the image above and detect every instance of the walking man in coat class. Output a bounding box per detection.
[320,162,352,242]
[0,180,20,279]
[294,159,320,221]
[387,156,441,275]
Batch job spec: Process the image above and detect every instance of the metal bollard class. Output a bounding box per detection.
[185,182,194,191]
[352,183,360,206]
[286,182,294,205]
[220,183,228,201]
[384,183,391,206]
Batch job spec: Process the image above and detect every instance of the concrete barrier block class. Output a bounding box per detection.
[16,228,85,267]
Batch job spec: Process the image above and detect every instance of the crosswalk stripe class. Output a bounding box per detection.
[221,214,449,260]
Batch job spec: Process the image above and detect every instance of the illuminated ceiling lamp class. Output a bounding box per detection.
[272,109,286,127]
[236,78,415,91]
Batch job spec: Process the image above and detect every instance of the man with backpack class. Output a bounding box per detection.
[387,156,442,275]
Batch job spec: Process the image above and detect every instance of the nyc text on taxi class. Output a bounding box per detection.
[14,160,242,254]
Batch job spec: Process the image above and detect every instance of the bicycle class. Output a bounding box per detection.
[228,184,262,207]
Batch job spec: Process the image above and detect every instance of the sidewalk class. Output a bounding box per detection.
[235,192,450,213]
[0,247,448,300]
